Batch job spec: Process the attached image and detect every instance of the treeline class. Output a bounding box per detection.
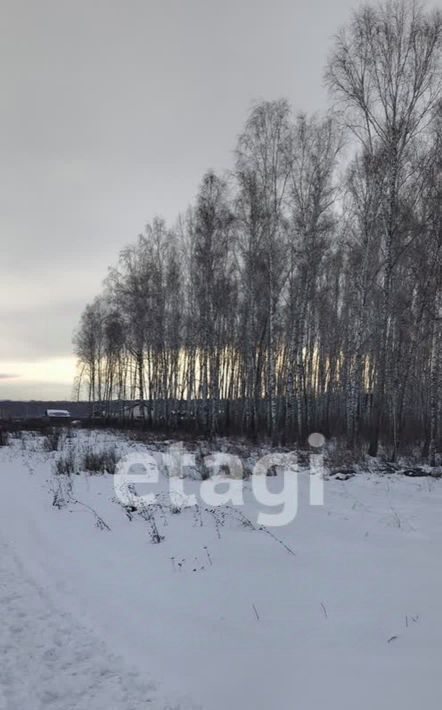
[74,0,441,461]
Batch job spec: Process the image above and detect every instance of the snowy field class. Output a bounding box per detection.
[1,429,442,710]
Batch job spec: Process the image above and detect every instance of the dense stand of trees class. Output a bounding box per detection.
[74,0,441,461]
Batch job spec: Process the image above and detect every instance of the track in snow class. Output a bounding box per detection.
[0,536,164,710]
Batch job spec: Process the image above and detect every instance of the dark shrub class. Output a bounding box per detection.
[54,450,76,475]
[82,447,119,475]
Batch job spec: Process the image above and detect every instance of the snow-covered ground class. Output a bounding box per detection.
[1,429,442,710]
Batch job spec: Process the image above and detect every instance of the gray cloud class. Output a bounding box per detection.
[0,0,356,396]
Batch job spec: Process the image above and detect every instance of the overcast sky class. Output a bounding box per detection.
[0,0,357,399]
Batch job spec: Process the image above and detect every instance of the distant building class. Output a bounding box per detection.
[45,409,71,418]
[121,402,150,420]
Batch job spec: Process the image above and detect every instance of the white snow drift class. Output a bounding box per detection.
[1,430,442,710]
